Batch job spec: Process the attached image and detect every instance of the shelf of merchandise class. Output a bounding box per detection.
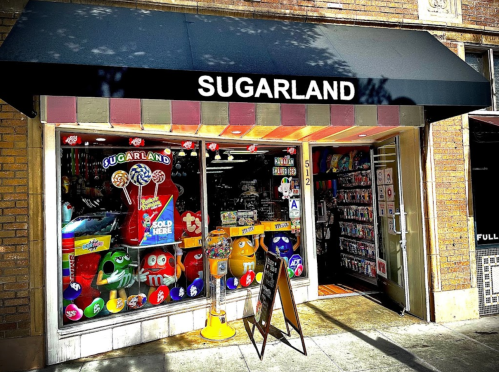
[345,270,377,286]
[122,241,182,250]
[179,236,203,249]
[335,167,378,284]
[338,217,374,224]
[339,249,376,262]
[218,224,265,237]
[335,168,372,175]
[261,220,292,232]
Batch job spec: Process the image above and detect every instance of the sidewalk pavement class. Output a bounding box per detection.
[34,295,499,372]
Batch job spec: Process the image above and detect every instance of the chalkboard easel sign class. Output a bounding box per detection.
[252,251,307,360]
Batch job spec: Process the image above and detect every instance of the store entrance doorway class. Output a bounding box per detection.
[312,138,410,312]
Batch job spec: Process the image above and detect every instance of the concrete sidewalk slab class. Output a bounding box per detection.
[81,355,165,372]
[443,316,499,351]
[378,323,499,372]
[30,296,499,372]
[239,337,338,372]
[32,363,83,372]
[311,332,437,372]
[165,345,248,372]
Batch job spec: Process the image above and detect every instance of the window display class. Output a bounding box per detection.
[58,134,304,326]
[206,145,304,292]
[59,134,203,325]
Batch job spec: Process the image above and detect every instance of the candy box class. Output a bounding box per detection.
[237,210,257,226]
[123,194,175,246]
[74,235,111,256]
[220,211,237,226]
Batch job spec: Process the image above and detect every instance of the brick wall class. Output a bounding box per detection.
[428,114,471,292]
[463,0,499,28]
[422,40,479,322]
[14,0,492,30]
[0,7,45,372]
[0,9,30,340]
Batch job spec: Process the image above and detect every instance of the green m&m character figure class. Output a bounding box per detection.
[96,250,147,313]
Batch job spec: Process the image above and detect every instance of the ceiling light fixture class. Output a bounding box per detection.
[214,150,221,160]
[358,134,367,137]
[95,138,106,142]
[223,150,268,155]
[211,159,248,163]
[178,149,186,156]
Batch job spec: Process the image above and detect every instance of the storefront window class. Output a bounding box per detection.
[494,53,498,110]
[206,145,305,291]
[59,133,204,325]
[465,50,499,111]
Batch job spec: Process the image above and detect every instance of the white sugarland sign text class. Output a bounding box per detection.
[198,76,356,101]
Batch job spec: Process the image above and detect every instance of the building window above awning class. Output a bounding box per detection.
[0,0,491,121]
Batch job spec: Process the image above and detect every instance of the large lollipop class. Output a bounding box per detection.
[151,170,166,198]
[112,170,131,204]
[129,163,152,207]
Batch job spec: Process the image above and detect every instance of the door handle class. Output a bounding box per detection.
[393,212,408,251]
[392,213,402,235]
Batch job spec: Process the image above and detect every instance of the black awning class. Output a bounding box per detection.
[0,1,491,120]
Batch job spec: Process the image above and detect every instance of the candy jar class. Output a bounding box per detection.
[201,229,235,341]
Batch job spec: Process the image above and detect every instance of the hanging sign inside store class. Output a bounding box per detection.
[181,210,204,237]
[384,168,393,185]
[376,258,387,278]
[182,141,196,150]
[253,251,307,360]
[206,142,219,151]
[273,167,297,176]
[289,199,300,218]
[62,135,81,146]
[387,202,395,216]
[247,144,258,153]
[278,177,293,199]
[274,156,295,167]
[129,137,145,147]
[137,195,175,245]
[102,151,171,169]
[287,147,296,155]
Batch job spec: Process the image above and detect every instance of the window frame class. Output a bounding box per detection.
[48,126,309,335]
[465,47,499,113]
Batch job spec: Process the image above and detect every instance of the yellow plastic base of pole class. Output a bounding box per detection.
[200,310,236,341]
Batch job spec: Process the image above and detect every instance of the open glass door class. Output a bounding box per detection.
[372,137,410,313]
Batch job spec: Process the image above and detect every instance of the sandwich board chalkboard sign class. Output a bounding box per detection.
[252,251,307,360]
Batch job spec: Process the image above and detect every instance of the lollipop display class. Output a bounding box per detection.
[129,163,152,205]
[112,170,132,204]
[152,170,166,198]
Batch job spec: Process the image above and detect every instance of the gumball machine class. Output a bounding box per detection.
[201,229,235,341]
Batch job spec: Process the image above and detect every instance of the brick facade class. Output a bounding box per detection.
[0,0,498,370]
[0,10,30,338]
[463,0,499,27]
